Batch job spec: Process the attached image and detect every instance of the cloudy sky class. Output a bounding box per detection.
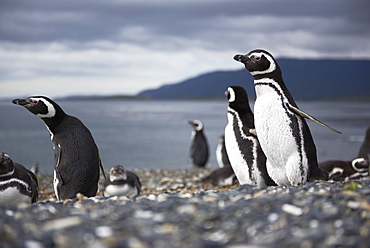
[1,0,369,98]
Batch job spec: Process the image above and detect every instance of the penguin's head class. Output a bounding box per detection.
[188,120,203,131]
[233,49,280,77]
[12,96,61,119]
[0,152,15,176]
[351,158,369,172]
[109,165,127,181]
[226,86,249,107]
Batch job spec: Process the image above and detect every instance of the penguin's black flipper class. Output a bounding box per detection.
[289,105,342,134]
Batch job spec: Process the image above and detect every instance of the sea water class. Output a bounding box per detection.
[0,99,369,173]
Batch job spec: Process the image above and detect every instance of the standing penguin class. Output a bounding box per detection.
[225,86,276,187]
[188,120,209,168]
[234,49,340,186]
[12,96,105,200]
[103,165,141,199]
[215,135,231,168]
[0,152,38,205]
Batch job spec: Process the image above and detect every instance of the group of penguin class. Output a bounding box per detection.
[1,49,369,206]
[190,49,370,188]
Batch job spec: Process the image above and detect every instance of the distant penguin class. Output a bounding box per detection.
[188,120,209,168]
[216,135,231,168]
[358,127,370,159]
[234,49,340,186]
[31,161,39,175]
[224,86,276,187]
[319,158,369,181]
[0,152,38,205]
[12,96,106,200]
[103,165,141,199]
[201,165,236,186]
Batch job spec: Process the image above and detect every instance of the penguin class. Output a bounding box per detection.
[103,165,141,199]
[30,161,39,175]
[224,86,276,187]
[201,165,236,186]
[188,120,209,168]
[12,96,106,200]
[0,152,38,205]
[216,135,231,168]
[319,158,369,181]
[233,49,340,186]
[358,127,370,159]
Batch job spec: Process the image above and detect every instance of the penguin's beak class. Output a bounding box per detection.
[12,99,29,106]
[233,54,251,63]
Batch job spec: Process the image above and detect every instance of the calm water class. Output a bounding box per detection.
[0,99,369,173]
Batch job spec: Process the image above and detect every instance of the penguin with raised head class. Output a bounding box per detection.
[12,96,105,200]
[216,135,231,168]
[103,165,141,199]
[234,49,340,186]
[225,86,276,187]
[358,127,370,159]
[188,120,209,168]
[0,152,38,205]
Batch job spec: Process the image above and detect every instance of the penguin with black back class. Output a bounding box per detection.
[319,158,369,181]
[188,120,209,168]
[225,86,276,187]
[201,165,236,186]
[234,49,340,186]
[103,165,141,199]
[12,96,106,200]
[0,152,38,205]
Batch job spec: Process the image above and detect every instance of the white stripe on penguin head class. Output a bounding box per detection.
[31,97,56,118]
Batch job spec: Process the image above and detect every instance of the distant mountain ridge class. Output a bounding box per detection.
[138,59,370,100]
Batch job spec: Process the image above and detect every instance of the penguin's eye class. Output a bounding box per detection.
[252,55,261,61]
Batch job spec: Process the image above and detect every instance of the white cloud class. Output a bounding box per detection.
[1,0,369,98]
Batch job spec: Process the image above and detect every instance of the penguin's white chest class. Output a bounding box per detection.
[0,179,32,205]
[215,143,224,168]
[104,184,138,199]
[254,83,308,186]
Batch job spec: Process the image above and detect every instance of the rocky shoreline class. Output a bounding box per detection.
[1,168,370,247]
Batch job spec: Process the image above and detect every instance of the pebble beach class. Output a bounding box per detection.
[1,168,370,248]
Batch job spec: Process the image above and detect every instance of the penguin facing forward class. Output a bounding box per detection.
[103,165,141,199]
[358,127,370,159]
[319,158,369,181]
[12,96,105,200]
[216,135,231,168]
[188,120,209,168]
[225,86,276,187]
[0,152,38,205]
[234,49,340,186]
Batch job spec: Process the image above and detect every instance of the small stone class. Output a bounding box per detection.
[95,226,113,238]
[281,203,303,216]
